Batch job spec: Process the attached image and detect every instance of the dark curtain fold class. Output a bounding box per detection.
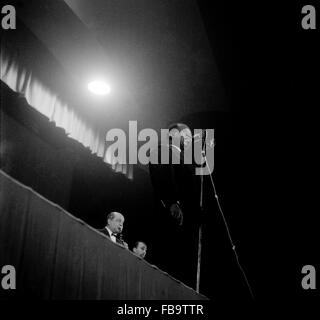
[0,170,206,300]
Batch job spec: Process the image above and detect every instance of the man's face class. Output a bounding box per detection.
[133,242,147,258]
[107,212,124,234]
[169,127,192,149]
[180,128,192,148]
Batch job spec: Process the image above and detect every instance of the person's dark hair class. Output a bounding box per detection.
[168,122,190,133]
[133,241,147,249]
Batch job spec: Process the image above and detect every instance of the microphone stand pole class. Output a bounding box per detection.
[196,130,207,293]
[196,171,204,293]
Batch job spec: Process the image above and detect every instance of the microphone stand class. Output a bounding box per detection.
[196,171,204,293]
[196,135,255,299]
[196,132,206,293]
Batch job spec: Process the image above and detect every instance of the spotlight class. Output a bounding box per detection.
[88,81,111,95]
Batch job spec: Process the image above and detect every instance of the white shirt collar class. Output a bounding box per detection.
[105,226,116,242]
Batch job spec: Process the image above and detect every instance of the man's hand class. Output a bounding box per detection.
[170,203,184,226]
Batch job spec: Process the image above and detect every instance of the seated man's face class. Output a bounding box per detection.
[133,242,147,258]
[108,213,124,234]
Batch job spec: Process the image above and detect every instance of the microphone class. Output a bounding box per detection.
[118,233,129,250]
[117,233,128,249]
[118,233,124,242]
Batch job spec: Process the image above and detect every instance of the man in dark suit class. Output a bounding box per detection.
[98,211,128,248]
[148,123,202,288]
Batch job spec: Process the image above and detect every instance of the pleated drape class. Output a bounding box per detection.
[0,50,133,180]
[0,170,206,300]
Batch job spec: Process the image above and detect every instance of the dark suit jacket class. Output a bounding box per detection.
[149,144,201,227]
[97,228,125,246]
[148,144,201,288]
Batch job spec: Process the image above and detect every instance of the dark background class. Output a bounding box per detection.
[1,0,319,304]
[200,0,320,303]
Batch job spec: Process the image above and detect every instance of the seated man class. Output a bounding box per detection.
[132,241,147,259]
[98,211,128,248]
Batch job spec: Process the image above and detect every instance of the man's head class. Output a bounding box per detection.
[132,241,147,258]
[106,211,124,234]
[168,123,192,150]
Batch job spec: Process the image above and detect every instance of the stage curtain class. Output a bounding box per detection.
[0,170,206,300]
[0,49,133,180]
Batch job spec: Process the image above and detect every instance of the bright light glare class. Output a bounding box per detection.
[88,81,111,95]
